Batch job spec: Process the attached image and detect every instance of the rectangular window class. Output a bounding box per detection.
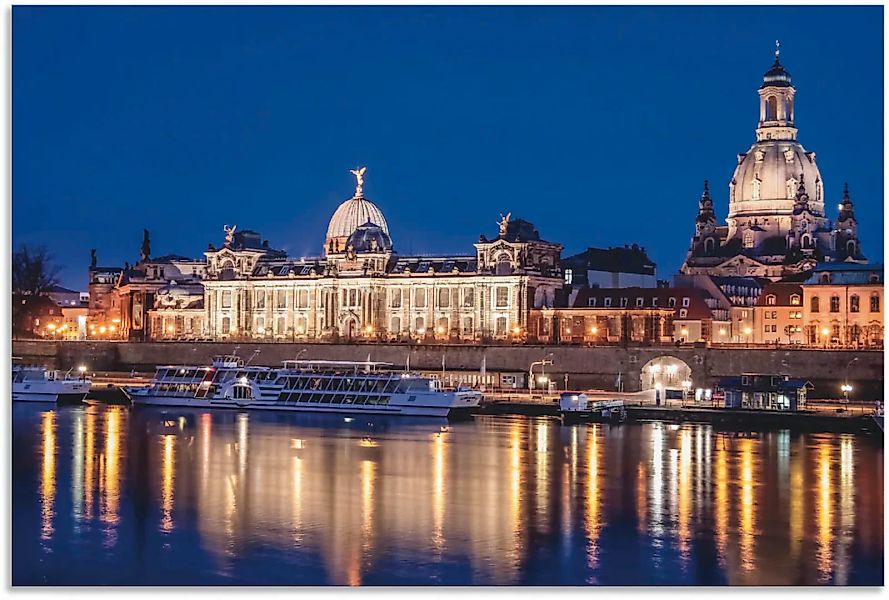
[414,288,427,308]
[462,288,474,308]
[850,295,860,313]
[635,297,644,307]
[391,288,402,309]
[221,316,231,333]
[255,289,266,309]
[682,297,690,307]
[588,298,597,308]
[620,298,628,308]
[604,298,612,308]
[564,269,573,285]
[221,290,232,309]
[871,294,880,312]
[495,286,509,308]
[296,289,309,309]
[438,288,450,308]
[495,316,507,335]
[276,289,287,309]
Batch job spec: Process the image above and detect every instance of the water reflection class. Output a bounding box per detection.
[12,405,884,586]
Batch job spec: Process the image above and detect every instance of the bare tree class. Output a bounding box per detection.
[12,244,62,295]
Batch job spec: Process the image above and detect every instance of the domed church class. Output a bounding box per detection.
[681,44,867,280]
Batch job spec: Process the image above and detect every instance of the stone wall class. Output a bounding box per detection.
[12,340,884,400]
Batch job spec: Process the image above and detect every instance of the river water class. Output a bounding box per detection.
[12,402,883,586]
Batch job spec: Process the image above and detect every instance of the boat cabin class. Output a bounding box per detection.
[716,374,812,411]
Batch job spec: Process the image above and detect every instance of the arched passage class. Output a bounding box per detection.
[640,356,693,396]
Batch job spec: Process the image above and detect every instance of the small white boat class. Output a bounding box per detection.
[559,392,626,424]
[12,363,91,404]
[124,355,481,418]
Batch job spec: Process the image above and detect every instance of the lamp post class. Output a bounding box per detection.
[529,354,553,398]
[841,383,853,405]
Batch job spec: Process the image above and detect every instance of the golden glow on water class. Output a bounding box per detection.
[836,436,855,585]
[738,438,756,572]
[585,425,601,571]
[83,411,96,519]
[40,411,56,541]
[432,432,446,553]
[100,409,122,547]
[161,435,176,533]
[817,442,833,582]
[677,428,692,564]
[714,435,728,565]
[16,407,883,586]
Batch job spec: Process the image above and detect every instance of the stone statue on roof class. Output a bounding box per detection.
[223,224,237,246]
[350,166,367,197]
[498,212,511,237]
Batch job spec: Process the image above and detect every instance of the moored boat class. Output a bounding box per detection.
[124,355,481,418]
[559,392,626,424]
[12,362,91,404]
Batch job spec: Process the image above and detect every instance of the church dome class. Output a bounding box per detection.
[729,139,825,223]
[346,221,393,253]
[326,195,389,243]
[761,57,792,88]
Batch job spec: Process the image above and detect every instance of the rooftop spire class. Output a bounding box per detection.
[775,39,780,60]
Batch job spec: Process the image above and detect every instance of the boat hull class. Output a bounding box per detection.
[12,391,88,404]
[127,391,478,418]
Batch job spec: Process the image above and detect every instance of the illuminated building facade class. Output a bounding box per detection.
[681,45,867,280]
[199,170,563,342]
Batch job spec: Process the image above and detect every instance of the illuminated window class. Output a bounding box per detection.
[850,295,860,313]
[564,269,573,285]
[830,296,840,313]
[743,230,755,248]
[462,288,474,308]
[871,294,880,313]
[414,288,427,308]
[766,294,776,306]
[438,288,450,308]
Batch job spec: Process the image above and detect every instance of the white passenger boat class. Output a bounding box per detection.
[12,363,91,404]
[124,355,481,418]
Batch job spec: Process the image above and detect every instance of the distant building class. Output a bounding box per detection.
[46,285,88,308]
[752,282,805,345]
[717,374,811,411]
[528,285,729,345]
[801,263,883,347]
[199,171,563,342]
[681,46,867,280]
[561,244,656,294]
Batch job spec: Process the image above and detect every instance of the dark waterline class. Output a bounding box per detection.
[11,402,883,586]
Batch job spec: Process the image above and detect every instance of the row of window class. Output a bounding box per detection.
[587,297,691,309]
[810,294,880,313]
[277,393,391,406]
[218,286,513,311]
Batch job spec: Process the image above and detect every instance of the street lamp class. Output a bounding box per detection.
[743,326,752,344]
[529,354,554,397]
[841,383,853,404]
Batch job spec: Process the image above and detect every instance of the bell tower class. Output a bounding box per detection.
[756,41,797,142]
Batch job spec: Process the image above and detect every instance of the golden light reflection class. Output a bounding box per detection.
[84,411,96,520]
[585,425,601,570]
[635,463,647,534]
[292,455,303,541]
[40,411,56,541]
[714,435,728,566]
[432,432,446,553]
[649,424,664,537]
[161,434,176,533]
[816,442,833,582]
[835,436,855,585]
[677,428,692,564]
[101,409,122,547]
[72,411,84,523]
[535,420,549,530]
[738,438,755,571]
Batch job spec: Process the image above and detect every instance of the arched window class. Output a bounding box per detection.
[820,273,830,284]
[436,317,449,336]
[766,95,778,121]
[802,235,813,250]
[766,294,776,306]
[830,296,840,313]
[870,294,880,313]
[390,316,401,334]
[847,240,857,256]
[790,294,801,306]
[221,316,231,334]
[415,316,425,334]
[703,238,715,254]
[495,254,513,276]
[462,317,473,336]
[295,317,307,335]
[743,230,755,249]
[810,296,820,313]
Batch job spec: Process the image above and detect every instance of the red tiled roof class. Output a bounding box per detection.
[571,287,715,320]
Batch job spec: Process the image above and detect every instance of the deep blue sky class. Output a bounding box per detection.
[13,6,883,290]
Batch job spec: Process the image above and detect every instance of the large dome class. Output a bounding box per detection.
[728,139,825,222]
[325,196,390,244]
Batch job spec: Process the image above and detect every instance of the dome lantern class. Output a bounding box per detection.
[324,167,390,255]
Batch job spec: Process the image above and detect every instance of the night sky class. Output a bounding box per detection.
[13,6,883,290]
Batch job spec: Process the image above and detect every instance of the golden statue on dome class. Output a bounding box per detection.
[350,166,367,197]
[223,224,237,246]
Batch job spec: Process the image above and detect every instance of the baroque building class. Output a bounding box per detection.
[200,169,563,342]
[681,44,867,280]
